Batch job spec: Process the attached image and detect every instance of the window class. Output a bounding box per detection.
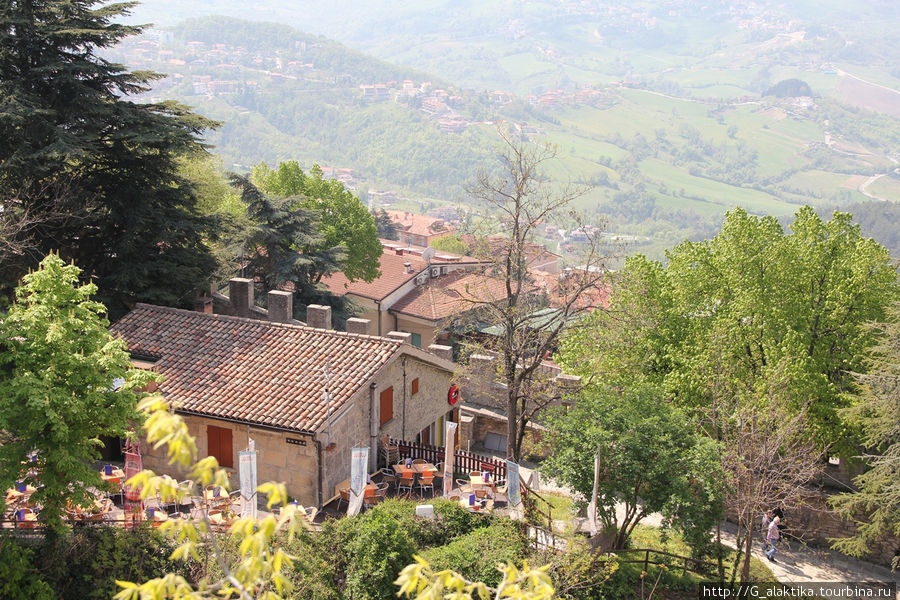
[411,377,419,395]
[207,425,233,468]
[379,387,394,426]
[411,333,422,348]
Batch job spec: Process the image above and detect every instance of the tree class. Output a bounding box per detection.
[830,303,900,569]
[0,0,221,314]
[251,161,382,283]
[457,131,610,462]
[430,234,470,256]
[543,385,724,551]
[373,208,398,241]
[558,207,900,452]
[229,174,346,302]
[0,254,147,529]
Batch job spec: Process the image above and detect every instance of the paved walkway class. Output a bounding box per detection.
[515,464,898,590]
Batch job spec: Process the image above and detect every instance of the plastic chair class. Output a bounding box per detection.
[380,469,397,489]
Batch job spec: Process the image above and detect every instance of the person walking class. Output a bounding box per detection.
[765,516,781,562]
[762,510,774,551]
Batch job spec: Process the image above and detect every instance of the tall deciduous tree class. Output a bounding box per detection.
[0,0,221,314]
[251,161,382,283]
[830,303,900,568]
[559,207,899,451]
[544,385,724,551]
[456,131,610,462]
[0,254,147,529]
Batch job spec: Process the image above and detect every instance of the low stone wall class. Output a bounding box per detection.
[731,488,899,568]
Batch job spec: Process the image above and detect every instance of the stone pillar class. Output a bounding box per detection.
[267,290,293,323]
[229,278,253,318]
[306,304,332,330]
[345,318,371,335]
[427,344,453,362]
[386,331,412,344]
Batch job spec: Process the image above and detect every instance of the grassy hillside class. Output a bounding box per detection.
[109,10,899,258]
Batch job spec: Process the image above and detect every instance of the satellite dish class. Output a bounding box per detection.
[421,246,436,264]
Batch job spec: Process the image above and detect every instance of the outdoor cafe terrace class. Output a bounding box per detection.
[1,440,516,530]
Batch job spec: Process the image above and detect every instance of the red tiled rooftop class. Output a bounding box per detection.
[385,210,452,238]
[322,249,427,301]
[390,272,526,322]
[111,304,401,433]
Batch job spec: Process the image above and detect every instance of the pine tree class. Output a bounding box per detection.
[0,0,220,315]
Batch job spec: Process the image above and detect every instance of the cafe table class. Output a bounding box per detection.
[469,473,494,489]
[100,468,125,486]
[393,463,437,476]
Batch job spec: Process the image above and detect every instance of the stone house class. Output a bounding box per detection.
[111,295,458,507]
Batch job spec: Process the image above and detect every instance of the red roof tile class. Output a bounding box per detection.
[111,304,401,433]
[322,250,426,301]
[390,272,527,322]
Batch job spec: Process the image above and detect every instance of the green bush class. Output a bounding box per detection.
[35,525,184,600]
[419,519,527,588]
[0,538,54,600]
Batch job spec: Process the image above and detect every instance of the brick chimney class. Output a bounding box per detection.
[345,317,371,335]
[404,262,413,273]
[229,278,253,318]
[267,290,293,323]
[193,296,213,314]
[395,248,404,256]
[306,304,332,330]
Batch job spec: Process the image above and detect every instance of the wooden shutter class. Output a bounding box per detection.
[208,425,233,468]
[411,377,419,395]
[379,387,393,426]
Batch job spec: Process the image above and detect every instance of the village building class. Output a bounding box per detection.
[322,241,487,347]
[111,280,459,508]
[385,210,454,247]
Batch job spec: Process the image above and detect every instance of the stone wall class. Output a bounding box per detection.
[376,355,455,442]
[140,414,319,507]
[724,488,900,568]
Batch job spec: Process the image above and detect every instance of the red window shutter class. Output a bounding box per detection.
[380,387,393,426]
[208,425,234,468]
[411,378,419,395]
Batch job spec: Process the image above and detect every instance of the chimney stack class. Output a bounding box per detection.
[427,344,453,362]
[404,261,413,273]
[193,296,213,314]
[229,278,253,318]
[386,331,412,345]
[395,248,404,256]
[267,290,293,323]
[306,304,333,330]
[346,317,371,335]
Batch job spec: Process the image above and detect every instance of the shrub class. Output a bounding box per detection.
[35,525,184,600]
[0,537,54,600]
[419,519,527,587]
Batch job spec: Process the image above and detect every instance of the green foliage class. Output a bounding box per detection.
[229,173,345,298]
[559,207,900,452]
[830,303,900,565]
[0,0,221,314]
[0,254,147,529]
[36,525,184,600]
[0,538,53,600]
[430,234,470,255]
[763,79,813,97]
[373,209,398,241]
[543,385,725,551]
[251,161,382,283]
[419,519,527,588]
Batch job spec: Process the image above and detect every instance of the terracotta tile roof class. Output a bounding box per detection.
[385,210,452,238]
[111,304,402,433]
[390,272,524,322]
[322,249,426,301]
